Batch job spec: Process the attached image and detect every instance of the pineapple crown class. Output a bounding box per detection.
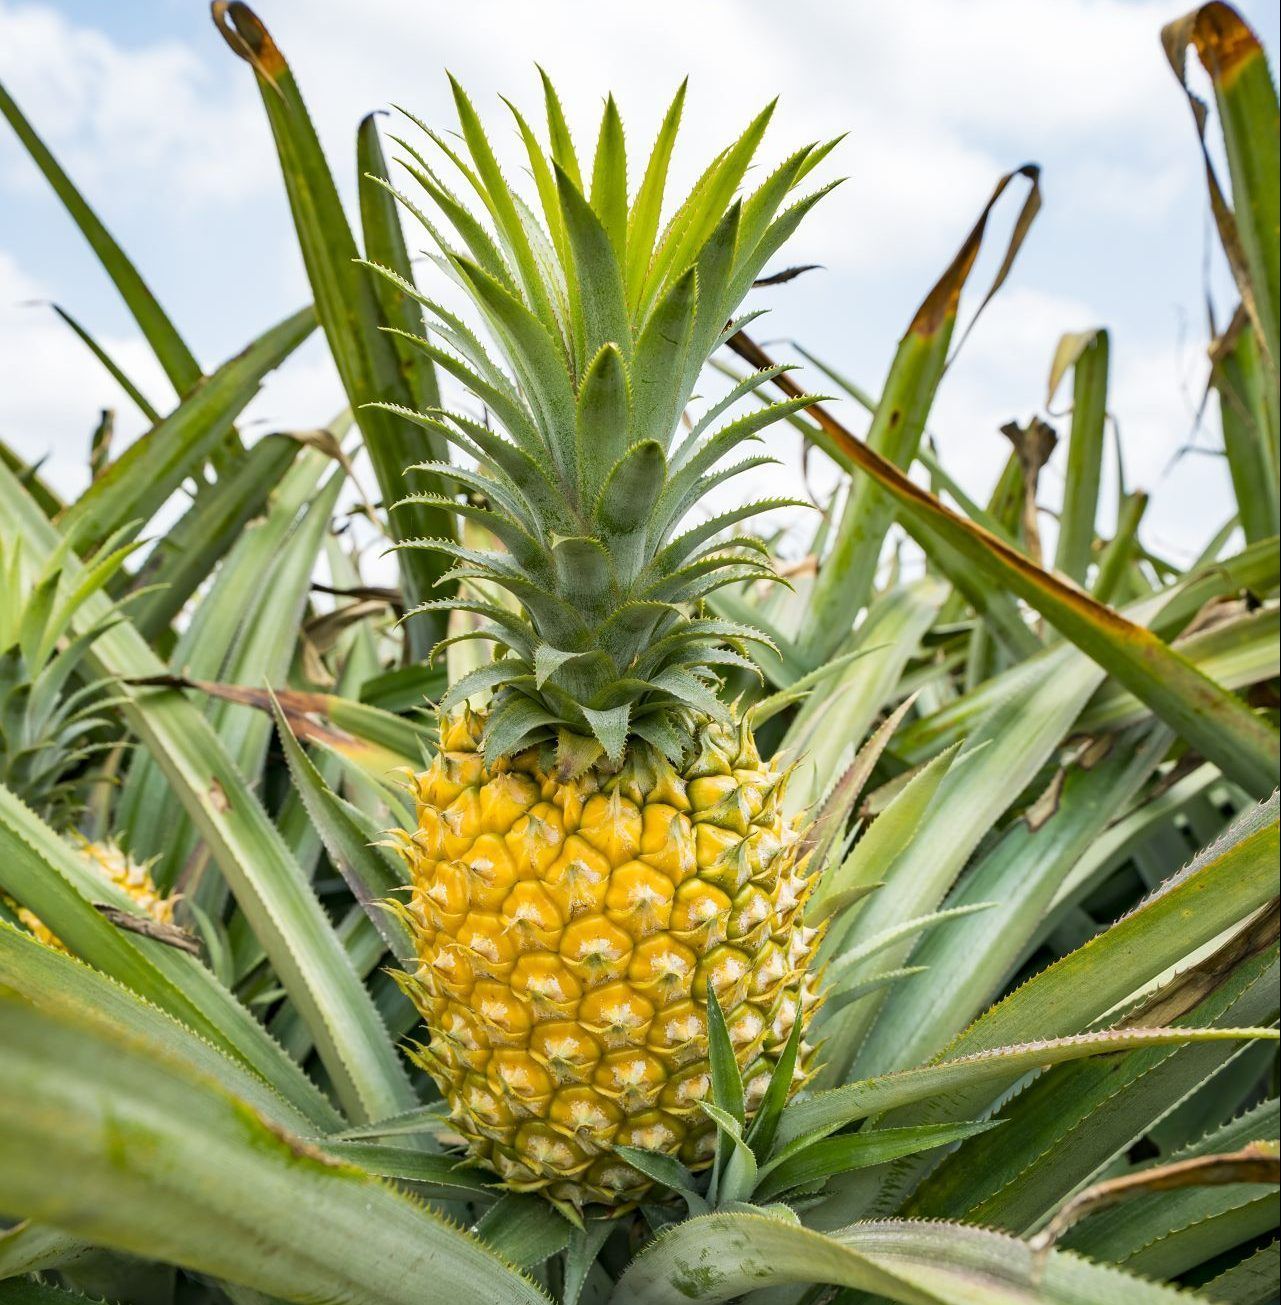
[365,74,840,771]
[0,529,137,827]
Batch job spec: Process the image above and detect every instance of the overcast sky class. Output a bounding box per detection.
[2,0,1277,567]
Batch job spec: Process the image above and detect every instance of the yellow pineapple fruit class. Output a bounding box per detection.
[397,709,820,1204]
[378,76,835,1206]
[1,530,171,950]
[10,838,173,952]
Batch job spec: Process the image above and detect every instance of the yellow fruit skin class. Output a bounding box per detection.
[11,840,172,951]
[395,709,821,1208]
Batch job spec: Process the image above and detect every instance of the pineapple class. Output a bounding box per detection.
[0,531,171,945]
[378,78,836,1206]
[8,837,172,951]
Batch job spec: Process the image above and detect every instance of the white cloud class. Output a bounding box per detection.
[924,283,1229,563]
[0,0,1260,565]
[0,0,271,209]
[0,246,347,501]
[0,248,170,493]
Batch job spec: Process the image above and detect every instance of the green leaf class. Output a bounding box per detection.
[1212,311,1279,543]
[452,256,577,478]
[126,434,300,639]
[706,987,746,1129]
[57,307,315,555]
[822,633,1114,1083]
[357,113,442,416]
[581,703,630,767]
[847,796,1280,1222]
[893,535,1279,765]
[443,74,561,338]
[0,991,548,1305]
[861,723,1172,1076]
[117,448,333,876]
[0,1220,90,1279]
[1050,328,1110,583]
[0,800,339,1132]
[626,80,686,309]
[754,1120,998,1202]
[782,579,945,817]
[905,930,1278,1228]
[136,458,345,900]
[0,920,323,1134]
[0,440,63,519]
[702,985,747,1204]
[750,335,1281,797]
[630,266,697,449]
[699,1102,758,1206]
[329,1103,449,1142]
[556,162,630,373]
[551,536,614,613]
[562,1221,614,1305]
[1093,488,1151,603]
[213,3,456,654]
[473,1194,573,1270]
[821,903,995,1002]
[538,67,583,189]
[1064,1100,1280,1268]
[743,1007,803,1163]
[1199,1238,1280,1304]
[612,1212,1196,1304]
[746,648,869,728]
[0,77,202,397]
[1164,5,1280,406]
[47,303,162,424]
[0,1281,107,1303]
[777,1027,1278,1152]
[317,1142,494,1196]
[642,101,775,314]
[482,695,561,760]
[1,455,416,1126]
[796,166,1041,662]
[272,697,414,965]
[575,343,631,505]
[818,966,929,1017]
[589,95,628,260]
[612,1147,708,1214]
[911,792,1279,1081]
[809,741,959,926]
[597,441,665,538]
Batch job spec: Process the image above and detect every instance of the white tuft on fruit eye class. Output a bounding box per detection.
[468,935,500,962]
[630,1122,675,1150]
[499,1063,532,1089]
[603,1000,639,1028]
[666,1013,701,1041]
[614,1058,650,1087]
[569,1100,609,1131]
[528,1136,574,1167]
[731,1011,764,1043]
[598,1165,641,1191]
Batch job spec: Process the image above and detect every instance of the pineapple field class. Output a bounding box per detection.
[0,2,1278,1303]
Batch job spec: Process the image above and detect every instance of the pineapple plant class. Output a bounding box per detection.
[0,532,173,948]
[0,2,1277,1303]
[377,77,831,1206]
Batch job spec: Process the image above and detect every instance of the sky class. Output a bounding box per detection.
[1,0,1277,569]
